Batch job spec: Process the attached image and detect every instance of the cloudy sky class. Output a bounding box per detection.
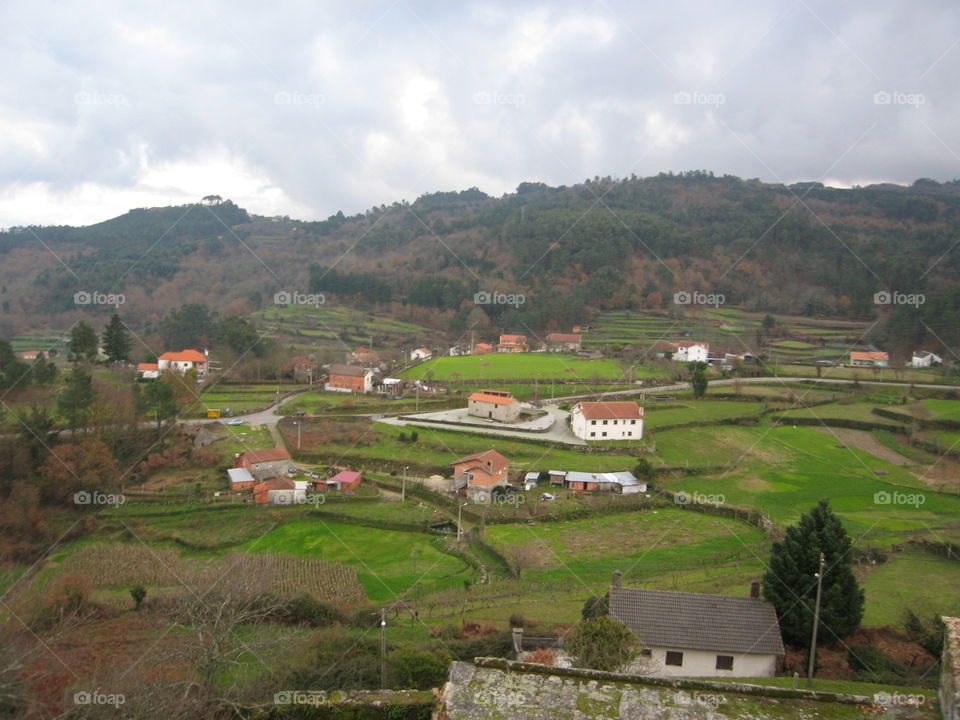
[1,0,958,227]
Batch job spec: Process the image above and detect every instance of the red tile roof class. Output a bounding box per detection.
[254,477,295,493]
[499,334,526,343]
[329,470,361,485]
[160,349,207,363]
[241,447,291,463]
[574,402,644,420]
[137,363,159,371]
[468,392,518,406]
[851,351,888,361]
[452,449,510,473]
[547,333,582,343]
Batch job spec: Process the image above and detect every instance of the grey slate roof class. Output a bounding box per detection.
[328,364,369,377]
[609,586,785,656]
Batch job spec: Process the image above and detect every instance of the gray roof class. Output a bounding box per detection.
[227,467,255,484]
[564,471,640,487]
[328,364,369,377]
[609,586,785,656]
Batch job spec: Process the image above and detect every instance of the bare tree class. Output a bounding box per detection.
[504,545,538,579]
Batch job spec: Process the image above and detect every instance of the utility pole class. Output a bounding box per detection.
[296,421,302,450]
[807,552,825,687]
[402,466,408,501]
[380,608,386,689]
[457,502,468,542]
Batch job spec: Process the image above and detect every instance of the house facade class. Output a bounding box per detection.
[326,364,374,393]
[467,390,521,423]
[609,573,784,678]
[850,351,889,367]
[911,351,942,368]
[137,362,160,379]
[497,334,528,353]
[545,333,582,352]
[472,342,495,355]
[235,447,292,481]
[157,349,208,378]
[672,342,710,363]
[570,402,644,441]
[253,477,306,505]
[452,449,510,502]
[227,467,257,491]
[410,347,433,362]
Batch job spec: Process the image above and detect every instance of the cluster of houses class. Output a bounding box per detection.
[848,350,943,368]
[137,349,209,380]
[227,447,362,505]
[440,331,587,360]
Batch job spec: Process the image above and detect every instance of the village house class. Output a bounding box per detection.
[570,401,644,441]
[449,345,467,356]
[545,332,583,352]
[323,470,363,492]
[911,350,942,368]
[289,356,318,383]
[137,362,160,379]
[253,477,307,505]
[850,350,889,367]
[227,467,257,492]
[609,572,785,678]
[325,364,375,393]
[349,347,380,365]
[497,334,528,353]
[671,341,710,363]
[410,347,433,362]
[234,447,292,481]
[562,470,646,494]
[157,349,209,378]
[451,449,511,503]
[472,342,495,355]
[467,390,522,423]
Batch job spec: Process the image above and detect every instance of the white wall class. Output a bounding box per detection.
[625,647,777,678]
[571,407,643,441]
[675,344,709,363]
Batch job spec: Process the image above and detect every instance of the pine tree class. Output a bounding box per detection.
[762,500,865,647]
[57,367,97,431]
[102,314,131,363]
[69,321,99,363]
[690,363,708,399]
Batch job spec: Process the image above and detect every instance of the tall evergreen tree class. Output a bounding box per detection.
[762,500,865,647]
[57,366,97,431]
[690,363,708,399]
[102,314,131,363]
[69,321,99,363]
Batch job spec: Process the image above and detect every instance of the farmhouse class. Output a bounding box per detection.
[234,447,292,481]
[467,390,521,423]
[158,349,208,378]
[227,467,257,491]
[326,364,374,393]
[410,347,433,361]
[289,356,318,383]
[563,471,646,494]
[452,449,510,502]
[349,347,380,365]
[911,350,942,368]
[137,362,160,379]
[545,332,582,352]
[324,470,362,492]
[497,334,528,353]
[472,342,495,355]
[850,351,888,367]
[253,477,307,505]
[609,572,784,678]
[671,341,710,363]
[570,401,644,441]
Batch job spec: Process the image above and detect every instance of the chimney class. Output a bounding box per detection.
[612,570,623,589]
[512,627,524,656]
[750,580,760,598]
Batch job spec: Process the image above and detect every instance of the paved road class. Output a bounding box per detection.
[547,376,960,404]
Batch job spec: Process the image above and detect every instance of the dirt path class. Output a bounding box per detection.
[813,427,913,466]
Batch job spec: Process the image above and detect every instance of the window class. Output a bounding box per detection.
[590,432,596,438]
[602,432,607,437]
[630,419,636,425]
[591,420,596,425]
[640,649,652,657]
[716,655,734,671]
[665,651,683,666]
[602,420,608,425]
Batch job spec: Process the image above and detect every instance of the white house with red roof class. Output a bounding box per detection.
[671,341,709,363]
[467,390,521,423]
[157,349,209,378]
[570,401,644,441]
[136,362,160,379]
[545,332,583,351]
[410,347,433,362]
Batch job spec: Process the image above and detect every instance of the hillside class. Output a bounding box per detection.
[3,173,960,356]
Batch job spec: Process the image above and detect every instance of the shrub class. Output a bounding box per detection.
[129,584,147,610]
[281,594,346,626]
[390,647,450,689]
[566,617,638,672]
[848,645,908,684]
[581,594,609,619]
[524,648,556,665]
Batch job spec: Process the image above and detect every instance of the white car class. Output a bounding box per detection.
[226,418,244,426]
[539,493,555,501]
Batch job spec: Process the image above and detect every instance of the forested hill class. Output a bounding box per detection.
[2,173,960,351]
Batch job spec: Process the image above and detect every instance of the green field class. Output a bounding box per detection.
[400,353,634,381]
[644,400,777,429]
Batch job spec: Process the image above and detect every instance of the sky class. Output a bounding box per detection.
[1,0,958,227]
